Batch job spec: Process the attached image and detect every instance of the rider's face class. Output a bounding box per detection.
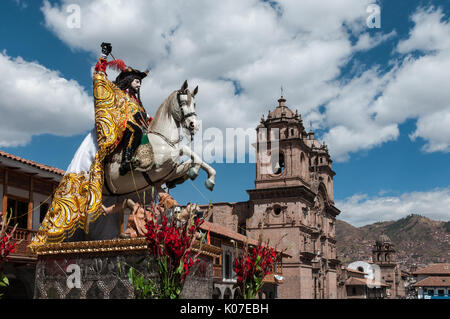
[131,78,141,91]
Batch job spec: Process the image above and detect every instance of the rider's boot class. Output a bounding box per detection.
[119,148,134,176]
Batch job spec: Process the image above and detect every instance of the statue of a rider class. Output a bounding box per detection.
[29,43,153,251]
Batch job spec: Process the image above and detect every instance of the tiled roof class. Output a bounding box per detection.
[200,221,260,246]
[345,277,367,286]
[200,220,290,256]
[347,268,367,275]
[345,277,389,287]
[413,276,450,287]
[413,263,450,275]
[0,150,65,176]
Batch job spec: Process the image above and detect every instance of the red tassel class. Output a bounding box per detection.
[107,59,127,71]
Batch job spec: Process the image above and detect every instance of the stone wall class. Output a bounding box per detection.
[33,239,215,299]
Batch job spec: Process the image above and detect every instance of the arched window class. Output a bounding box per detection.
[224,288,232,299]
[300,152,307,179]
[212,287,221,299]
[271,152,285,175]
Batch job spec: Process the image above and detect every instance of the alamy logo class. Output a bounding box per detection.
[66,264,81,289]
[366,4,381,29]
[348,261,382,288]
[66,4,81,29]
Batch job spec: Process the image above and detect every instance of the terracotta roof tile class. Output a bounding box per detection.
[413,276,450,287]
[347,268,367,275]
[0,150,65,176]
[345,277,389,287]
[200,220,290,256]
[200,220,259,246]
[413,263,450,275]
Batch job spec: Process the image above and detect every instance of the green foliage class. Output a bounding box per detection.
[0,273,9,299]
[118,260,159,299]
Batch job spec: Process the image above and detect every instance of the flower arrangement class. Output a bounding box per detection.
[124,199,208,299]
[144,203,207,298]
[0,211,20,298]
[233,238,277,299]
[233,229,287,299]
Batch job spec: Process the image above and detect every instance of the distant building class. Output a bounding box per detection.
[337,267,388,299]
[371,233,409,298]
[412,263,450,299]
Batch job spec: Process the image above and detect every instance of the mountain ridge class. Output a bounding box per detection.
[336,214,449,269]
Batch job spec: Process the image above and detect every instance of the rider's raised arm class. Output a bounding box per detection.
[92,44,128,153]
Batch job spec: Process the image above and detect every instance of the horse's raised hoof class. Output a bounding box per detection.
[205,179,215,191]
[188,167,199,180]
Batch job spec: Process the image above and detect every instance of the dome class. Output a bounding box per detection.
[376,233,391,245]
[267,96,295,119]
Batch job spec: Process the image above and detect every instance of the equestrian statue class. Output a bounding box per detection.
[28,43,215,252]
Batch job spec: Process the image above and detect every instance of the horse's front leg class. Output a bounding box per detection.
[180,145,216,191]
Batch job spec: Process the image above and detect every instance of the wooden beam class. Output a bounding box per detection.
[3,166,20,170]
[27,177,34,230]
[24,173,39,176]
[2,169,7,214]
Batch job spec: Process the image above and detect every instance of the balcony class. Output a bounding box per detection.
[8,227,37,261]
[213,265,222,280]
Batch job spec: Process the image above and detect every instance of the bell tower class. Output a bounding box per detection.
[255,95,311,190]
[246,95,341,299]
[372,234,396,264]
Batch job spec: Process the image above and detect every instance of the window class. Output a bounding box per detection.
[273,205,282,216]
[222,247,236,281]
[238,223,246,235]
[438,289,445,296]
[271,152,285,175]
[427,289,434,296]
[7,197,28,229]
[224,251,231,279]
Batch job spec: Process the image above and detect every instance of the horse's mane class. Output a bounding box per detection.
[149,90,178,130]
[149,89,193,130]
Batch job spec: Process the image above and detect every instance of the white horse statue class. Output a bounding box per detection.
[102,80,216,196]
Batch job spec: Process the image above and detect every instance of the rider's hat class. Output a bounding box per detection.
[115,67,149,83]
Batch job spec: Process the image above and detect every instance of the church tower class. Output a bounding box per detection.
[372,234,403,298]
[246,95,341,299]
[372,234,396,264]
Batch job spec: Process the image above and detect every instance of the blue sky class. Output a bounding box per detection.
[0,0,449,226]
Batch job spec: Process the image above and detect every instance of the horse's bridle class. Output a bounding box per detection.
[177,89,197,124]
[147,89,197,147]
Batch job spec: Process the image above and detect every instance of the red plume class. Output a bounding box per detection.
[107,59,127,72]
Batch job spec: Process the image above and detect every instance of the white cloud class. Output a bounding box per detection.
[372,6,450,153]
[410,109,450,153]
[0,51,93,147]
[336,188,450,227]
[353,30,397,52]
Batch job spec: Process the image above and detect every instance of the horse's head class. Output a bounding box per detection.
[173,80,199,138]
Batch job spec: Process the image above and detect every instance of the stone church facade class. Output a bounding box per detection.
[202,96,341,298]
